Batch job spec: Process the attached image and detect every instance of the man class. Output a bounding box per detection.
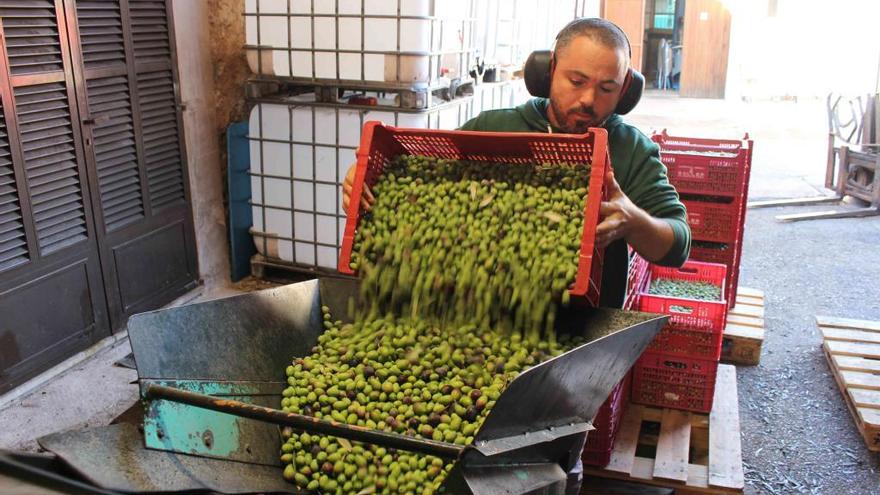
[343,17,690,493]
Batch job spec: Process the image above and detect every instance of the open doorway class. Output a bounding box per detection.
[643,0,686,92]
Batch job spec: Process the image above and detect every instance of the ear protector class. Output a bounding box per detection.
[523,18,645,115]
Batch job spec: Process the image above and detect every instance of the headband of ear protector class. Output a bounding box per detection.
[523,18,644,116]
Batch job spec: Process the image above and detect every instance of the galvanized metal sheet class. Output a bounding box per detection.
[127,280,324,382]
[37,424,296,494]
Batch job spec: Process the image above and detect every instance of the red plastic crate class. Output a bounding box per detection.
[690,242,742,310]
[638,261,728,360]
[632,351,718,413]
[652,130,753,198]
[682,198,743,244]
[583,371,632,467]
[338,121,610,306]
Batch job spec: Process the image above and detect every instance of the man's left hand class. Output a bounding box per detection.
[595,169,637,249]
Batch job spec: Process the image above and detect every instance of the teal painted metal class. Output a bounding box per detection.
[142,380,283,466]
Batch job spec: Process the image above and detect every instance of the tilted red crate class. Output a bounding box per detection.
[632,351,719,413]
[338,121,610,305]
[638,261,728,360]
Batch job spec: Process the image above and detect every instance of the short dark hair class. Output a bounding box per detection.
[555,18,631,61]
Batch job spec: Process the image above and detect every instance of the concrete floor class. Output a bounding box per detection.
[1,93,878,493]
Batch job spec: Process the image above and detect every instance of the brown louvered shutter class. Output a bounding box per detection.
[0,0,110,395]
[0,99,28,271]
[69,0,196,330]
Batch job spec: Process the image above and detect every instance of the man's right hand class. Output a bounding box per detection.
[342,163,374,214]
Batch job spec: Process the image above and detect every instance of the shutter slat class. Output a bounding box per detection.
[136,68,183,211]
[0,2,64,74]
[14,82,87,255]
[75,0,125,69]
[0,93,27,270]
[87,75,144,231]
[130,0,170,63]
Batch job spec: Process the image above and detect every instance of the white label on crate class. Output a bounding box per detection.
[338,18,363,51]
[316,214,337,243]
[314,17,336,49]
[339,53,363,80]
[293,145,313,180]
[315,147,338,182]
[263,142,292,176]
[290,17,311,49]
[365,0,397,16]
[339,0,361,15]
[317,246,338,269]
[314,109,337,144]
[363,54,384,81]
[293,181,314,210]
[294,213,315,242]
[291,50,313,78]
[400,0,431,17]
[261,0,288,14]
[400,19,431,52]
[364,18,398,52]
[315,52,336,79]
[290,0,311,14]
[265,178,292,208]
[316,184,337,214]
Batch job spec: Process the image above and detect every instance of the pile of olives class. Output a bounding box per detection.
[349,155,591,343]
[279,307,587,494]
[648,278,722,301]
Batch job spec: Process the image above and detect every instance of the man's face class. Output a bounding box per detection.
[547,36,628,134]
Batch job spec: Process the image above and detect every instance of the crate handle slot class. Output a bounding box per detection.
[669,304,695,314]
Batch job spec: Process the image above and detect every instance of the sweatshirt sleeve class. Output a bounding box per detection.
[619,136,691,267]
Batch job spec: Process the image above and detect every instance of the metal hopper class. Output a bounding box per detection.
[31,277,665,494]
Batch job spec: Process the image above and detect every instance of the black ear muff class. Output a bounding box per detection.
[524,49,645,116]
[524,50,553,98]
[615,68,644,115]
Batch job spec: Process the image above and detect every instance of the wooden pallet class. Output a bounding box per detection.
[819,315,880,452]
[584,365,743,494]
[721,288,765,366]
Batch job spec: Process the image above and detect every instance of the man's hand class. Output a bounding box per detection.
[595,170,636,248]
[342,163,374,215]
[595,169,675,262]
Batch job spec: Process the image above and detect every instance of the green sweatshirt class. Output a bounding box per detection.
[459,97,690,308]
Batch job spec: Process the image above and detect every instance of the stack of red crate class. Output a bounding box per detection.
[633,261,729,413]
[651,130,753,308]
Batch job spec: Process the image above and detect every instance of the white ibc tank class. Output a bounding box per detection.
[248,94,476,270]
[245,0,475,87]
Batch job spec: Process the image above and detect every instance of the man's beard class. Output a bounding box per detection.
[549,99,600,134]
